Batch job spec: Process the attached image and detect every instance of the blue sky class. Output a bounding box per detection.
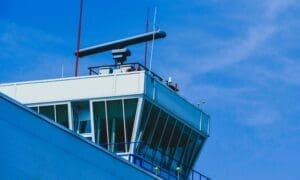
[1,0,300,179]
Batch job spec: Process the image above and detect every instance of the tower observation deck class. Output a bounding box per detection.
[0,31,210,179]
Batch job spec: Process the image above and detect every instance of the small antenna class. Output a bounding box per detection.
[143,8,150,67]
[149,7,157,71]
[61,64,64,78]
[74,0,83,77]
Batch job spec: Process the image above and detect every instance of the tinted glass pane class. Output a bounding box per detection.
[124,98,138,150]
[171,126,191,175]
[136,100,152,154]
[72,102,91,134]
[140,105,160,156]
[93,101,108,149]
[39,105,55,120]
[138,100,152,137]
[30,106,38,112]
[175,126,191,161]
[107,100,125,152]
[160,116,176,169]
[182,131,197,173]
[56,104,69,128]
[160,116,175,151]
[79,120,91,133]
[201,112,210,135]
[188,136,204,169]
[150,111,168,163]
[167,121,183,167]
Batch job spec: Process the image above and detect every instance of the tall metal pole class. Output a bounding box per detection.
[149,7,157,71]
[143,8,149,67]
[75,0,83,76]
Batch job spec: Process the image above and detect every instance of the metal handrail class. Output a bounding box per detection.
[88,62,163,81]
[98,141,210,180]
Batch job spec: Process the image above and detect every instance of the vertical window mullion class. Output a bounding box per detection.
[145,109,161,157]
[104,101,110,150]
[154,115,169,157]
[187,136,203,169]
[137,104,153,142]
[157,115,169,149]
[54,105,57,122]
[179,129,192,167]
[122,99,128,152]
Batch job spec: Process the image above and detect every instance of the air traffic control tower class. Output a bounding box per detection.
[0,30,210,179]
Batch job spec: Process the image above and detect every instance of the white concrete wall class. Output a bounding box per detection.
[0,72,145,104]
[0,71,209,134]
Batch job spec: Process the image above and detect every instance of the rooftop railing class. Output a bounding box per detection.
[88,62,163,81]
[99,141,210,180]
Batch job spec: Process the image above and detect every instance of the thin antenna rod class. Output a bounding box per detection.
[143,8,150,67]
[149,7,157,71]
[61,64,64,78]
[74,0,83,77]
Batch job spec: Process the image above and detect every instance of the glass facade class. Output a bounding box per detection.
[136,100,205,177]
[28,97,206,177]
[30,104,69,128]
[92,98,138,153]
[72,102,91,134]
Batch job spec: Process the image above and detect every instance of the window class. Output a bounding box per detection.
[187,136,204,169]
[30,104,69,128]
[150,111,168,163]
[107,100,125,152]
[134,99,206,177]
[56,104,69,128]
[93,101,108,149]
[124,98,138,150]
[140,104,160,157]
[30,106,38,112]
[92,98,138,152]
[72,102,91,134]
[182,131,198,173]
[39,105,55,120]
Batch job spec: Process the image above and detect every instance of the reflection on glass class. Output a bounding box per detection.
[124,99,206,177]
[182,131,197,166]
[171,125,191,174]
[138,100,152,138]
[136,100,152,153]
[30,106,38,112]
[72,102,91,134]
[141,105,160,157]
[160,116,176,169]
[187,136,204,169]
[124,98,138,150]
[150,111,168,163]
[201,112,210,134]
[78,120,91,133]
[39,105,55,120]
[93,101,108,149]
[107,100,125,152]
[182,131,197,174]
[56,104,69,128]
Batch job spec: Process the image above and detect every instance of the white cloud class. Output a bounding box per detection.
[264,0,296,20]
[241,107,281,126]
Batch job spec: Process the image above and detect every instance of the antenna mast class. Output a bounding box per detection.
[74,0,83,77]
[143,8,150,67]
[149,7,157,71]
